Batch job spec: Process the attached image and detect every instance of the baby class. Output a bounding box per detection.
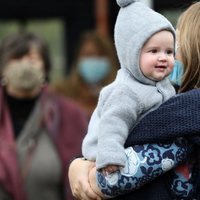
[82,0,175,174]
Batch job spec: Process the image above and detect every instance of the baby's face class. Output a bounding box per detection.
[139,30,175,81]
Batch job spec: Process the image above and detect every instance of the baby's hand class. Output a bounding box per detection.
[101,165,121,175]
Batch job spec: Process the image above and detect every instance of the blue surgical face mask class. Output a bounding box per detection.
[78,57,111,84]
[169,60,184,86]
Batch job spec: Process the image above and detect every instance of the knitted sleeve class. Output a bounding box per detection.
[96,84,142,169]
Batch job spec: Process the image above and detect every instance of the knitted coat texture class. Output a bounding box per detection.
[120,89,200,200]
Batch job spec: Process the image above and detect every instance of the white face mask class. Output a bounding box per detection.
[2,60,45,92]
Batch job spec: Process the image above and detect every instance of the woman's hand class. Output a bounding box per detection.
[68,158,102,200]
[89,167,105,198]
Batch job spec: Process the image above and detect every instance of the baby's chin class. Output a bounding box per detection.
[148,76,166,82]
[152,72,171,82]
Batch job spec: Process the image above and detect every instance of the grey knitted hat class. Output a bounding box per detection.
[115,0,175,84]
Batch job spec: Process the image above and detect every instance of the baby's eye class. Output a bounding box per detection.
[166,49,174,55]
[150,49,158,53]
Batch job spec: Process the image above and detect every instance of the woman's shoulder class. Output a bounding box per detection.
[168,88,200,103]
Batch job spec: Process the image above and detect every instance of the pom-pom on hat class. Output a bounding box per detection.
[116,0,138,7]
[114,0,175,85]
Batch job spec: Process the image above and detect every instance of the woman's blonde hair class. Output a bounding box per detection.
[177,2,200,92]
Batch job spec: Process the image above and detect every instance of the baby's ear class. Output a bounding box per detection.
[116,0,138,7]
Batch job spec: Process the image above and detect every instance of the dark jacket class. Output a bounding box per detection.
[115,89,200,200]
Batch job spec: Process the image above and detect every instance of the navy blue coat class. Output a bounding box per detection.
[115,89,200,200]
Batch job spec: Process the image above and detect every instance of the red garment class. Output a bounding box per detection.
[175,164,190,180]
[0,86,88,200]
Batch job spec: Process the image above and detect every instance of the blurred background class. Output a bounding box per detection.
[0,0,194,83]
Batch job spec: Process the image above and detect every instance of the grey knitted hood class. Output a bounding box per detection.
[115,0,175,85]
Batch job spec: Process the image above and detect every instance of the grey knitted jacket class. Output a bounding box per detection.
[82,1,176,170]
[82,69,175,169]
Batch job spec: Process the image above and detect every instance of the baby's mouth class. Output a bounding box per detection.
[155,65,167,69]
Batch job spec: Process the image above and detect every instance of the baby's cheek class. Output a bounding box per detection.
[168,65,174,74]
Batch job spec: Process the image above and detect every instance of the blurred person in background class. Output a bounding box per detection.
[52,30,119,118]
[0,32,88,200]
